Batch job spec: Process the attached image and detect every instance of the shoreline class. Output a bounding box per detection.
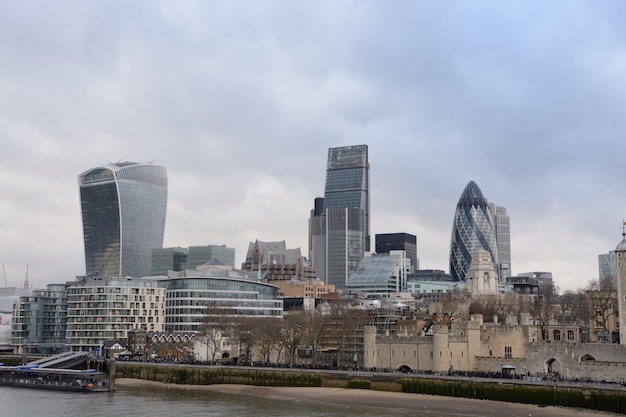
[115,378,618,417]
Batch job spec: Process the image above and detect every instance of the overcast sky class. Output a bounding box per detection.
[1,1,625,291]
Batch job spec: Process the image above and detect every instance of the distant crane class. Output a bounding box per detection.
[24,263,29,289]
[2,262,7,287]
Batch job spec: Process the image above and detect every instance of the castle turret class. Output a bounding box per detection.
[615,222,626,345]
[432,323,450,373]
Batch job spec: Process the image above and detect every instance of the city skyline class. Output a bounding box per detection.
[2,2,626,291]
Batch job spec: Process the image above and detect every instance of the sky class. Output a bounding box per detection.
[1,1,626,292]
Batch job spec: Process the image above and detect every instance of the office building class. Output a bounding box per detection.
[323,144,370,250]
[188,245,236,269]
[599,251,618,287]
[449,181,498,282]
[308,197,325,260]
[325,207,365,291]
[489,203,512,280]
[375,233,418,272]
[516,271,554,290]
[150,245,236,276]
[78,162,168,278]
[151,247,189,275]
[347,251,409,296]
[310,145,370,290]
[162,266,283,333]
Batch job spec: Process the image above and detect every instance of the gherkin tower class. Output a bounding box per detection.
[449,181,498,282]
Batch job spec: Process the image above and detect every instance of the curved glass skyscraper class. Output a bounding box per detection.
[78,162,168,278]
[449,181,498,282]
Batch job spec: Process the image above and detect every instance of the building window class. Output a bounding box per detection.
[567,330,574,340]
[504,346,512,358]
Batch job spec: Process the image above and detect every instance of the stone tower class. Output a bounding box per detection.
[615,222,626,346]
[466,250,499,295]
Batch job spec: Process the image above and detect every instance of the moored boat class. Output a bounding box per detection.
[0,352,115,392]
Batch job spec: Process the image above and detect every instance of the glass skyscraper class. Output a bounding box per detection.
[489,203,511,280]
[449,181,498,282]
[599,251,617,287]
[78,162,168,278]
[310,145,369,291]
[323,144,370,251]
[325,207,364,290]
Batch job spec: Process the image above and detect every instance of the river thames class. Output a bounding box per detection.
[0,384,449,417]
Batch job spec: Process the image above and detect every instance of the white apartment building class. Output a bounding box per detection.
[65,277,165,352]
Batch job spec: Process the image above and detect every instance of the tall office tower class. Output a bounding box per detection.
[489,203,511,281]
[323,145,370,251]
[449,181,498,282]
[308,197,325,260]
[375,233,418,272]
[78,162,168,278]
[325,207,364,291]
[599,251,618,287]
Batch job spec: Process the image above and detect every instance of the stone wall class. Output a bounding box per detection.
[366,323,626,382]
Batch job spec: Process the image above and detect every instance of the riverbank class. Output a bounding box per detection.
[116,378,619,417]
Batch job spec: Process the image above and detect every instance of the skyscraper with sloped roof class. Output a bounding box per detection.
[449,181,498,282]
[311,145,370,291]
[78,162,168,278]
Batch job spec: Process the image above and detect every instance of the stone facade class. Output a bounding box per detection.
[465,250,499,294]
[364,314,626,382]
[615,229,626,346]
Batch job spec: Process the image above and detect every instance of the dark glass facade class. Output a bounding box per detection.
[449,181,498,282]
[375,233,418,272]
[79,162,168,278]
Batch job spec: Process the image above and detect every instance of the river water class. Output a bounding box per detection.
[0,384,456,417]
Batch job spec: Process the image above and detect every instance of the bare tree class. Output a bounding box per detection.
[252,317,281,364]
[196,304,234,362]
[439,288,472,321]
[530,283,557,341]
[303,306,328,367]
[280,312,306,367]
[586,279,618,342]
[230,316,256,364]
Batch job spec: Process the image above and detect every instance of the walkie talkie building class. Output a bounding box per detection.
[78,162,168,278]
